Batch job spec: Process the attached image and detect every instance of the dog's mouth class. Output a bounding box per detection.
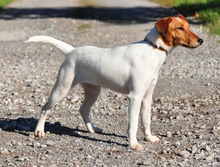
[182,44,198,48]
[182,39,203,48]
[182,44,190,48]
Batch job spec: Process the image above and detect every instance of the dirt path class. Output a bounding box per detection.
[8,0,79,8]
[0,0,219,167]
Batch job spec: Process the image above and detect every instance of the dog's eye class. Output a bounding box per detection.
[177,27,184,30]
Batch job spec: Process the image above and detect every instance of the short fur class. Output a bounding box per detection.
[27,15,203,150]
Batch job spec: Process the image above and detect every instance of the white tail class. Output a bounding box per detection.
[26,35,74,55]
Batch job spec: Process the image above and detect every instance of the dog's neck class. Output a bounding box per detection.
[144,27,174,54]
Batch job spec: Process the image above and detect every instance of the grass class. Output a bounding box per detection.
[151,0,220,36]
[80,0,98,7]
[77,23,92,30]
[0,0,15,7]
[209,21,220,35]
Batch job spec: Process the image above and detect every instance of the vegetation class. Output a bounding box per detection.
[0,0,15,7]
[151,0,220,36]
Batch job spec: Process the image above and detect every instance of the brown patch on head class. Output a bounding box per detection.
[155,14,203,48]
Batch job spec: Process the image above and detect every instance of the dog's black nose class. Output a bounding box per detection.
[198,38,203,45]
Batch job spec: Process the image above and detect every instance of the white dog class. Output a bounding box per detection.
[27,14,203,150]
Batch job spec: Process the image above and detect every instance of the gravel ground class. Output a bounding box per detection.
[0,0,220,166]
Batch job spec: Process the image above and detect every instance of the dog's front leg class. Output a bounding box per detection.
[141,81,160,143]
[127,92,145,151]
[35,108,50,138]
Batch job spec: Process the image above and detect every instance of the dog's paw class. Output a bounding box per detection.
[146,135,160,143]
[34,129,45,138]
[130,143,144,151]
[89,126,102,133]
[87,124,102,134]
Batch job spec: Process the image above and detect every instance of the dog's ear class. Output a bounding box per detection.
[155,17,172,35]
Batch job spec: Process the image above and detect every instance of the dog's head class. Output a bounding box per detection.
[155,14,203,48]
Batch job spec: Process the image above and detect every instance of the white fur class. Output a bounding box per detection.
[27,18,201,150]
[175,17,183,23]
[145,27,173,53]
[27,36,74,55]
[28,34,166,150]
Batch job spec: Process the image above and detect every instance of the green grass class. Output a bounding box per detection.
[209,22,220,35]
[151,0,208,7]
[80,0,98,7]
[0,0,15,7]
[151,0,220,36]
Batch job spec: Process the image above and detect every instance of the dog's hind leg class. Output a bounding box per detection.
[35,62,77,138]
[80,83,102,133]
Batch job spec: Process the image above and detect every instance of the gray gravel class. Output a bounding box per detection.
[0,0,220,166]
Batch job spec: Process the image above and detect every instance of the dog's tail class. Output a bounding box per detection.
[26,35,74,55]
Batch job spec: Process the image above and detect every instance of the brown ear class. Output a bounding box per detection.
[176,14,188,23]
[155,17,172,35]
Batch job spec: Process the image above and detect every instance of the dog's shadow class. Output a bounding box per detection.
[0,117,128,147]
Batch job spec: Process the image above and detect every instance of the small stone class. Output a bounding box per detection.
[195,150,205,160]
[162,149,167,154]
[42,98,46,103]
[17,157,25,161]
[46,140,56,146]
[46,150,53,154]
[206,83,210,86]
[1,148,10,154]
[139,160,151,166]
[200,124,206,129]
[152,115,157,121]
[166,131,172,138]
[11,140,17,146]
[205,145,211,152]
[26,137,34,141]
[180,150,190,158]
[17,142,22,146]
[87,154,92,159]
[175,141,181,147]
[194,153,201,160]
[41,144,47,148]
[192,145,197,154]
[175,131,181,135]
[206,155,213,161]
[11,111,18,115]
[33,142,41,148]
[201,142,206,147]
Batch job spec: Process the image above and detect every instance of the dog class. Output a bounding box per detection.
[27,14,203,151]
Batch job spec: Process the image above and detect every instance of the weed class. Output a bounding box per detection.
[209,22,220,36]
[77,24,92,30]
[151,0,220,35]
[80,0,98,7]
[0,0,15,7]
